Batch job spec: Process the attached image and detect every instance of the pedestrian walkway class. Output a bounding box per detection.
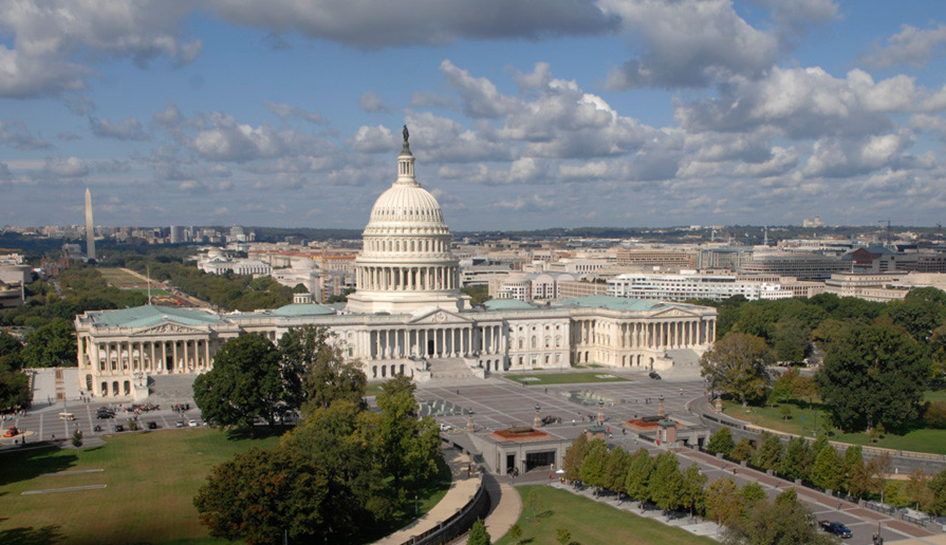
[456,474,520,545]
[372,448,480,545]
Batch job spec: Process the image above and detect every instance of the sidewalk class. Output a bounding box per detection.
[456,474,521,545]
[372,448,479,545]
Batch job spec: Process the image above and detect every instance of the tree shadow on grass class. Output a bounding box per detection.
[0,524,63,545]
[224,425,291,441]
[0,447,77,487]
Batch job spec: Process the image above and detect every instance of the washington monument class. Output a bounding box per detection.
[85,188,96,261]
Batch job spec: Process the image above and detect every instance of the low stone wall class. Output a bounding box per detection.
[401,480,490,545]
[693,396,946,475]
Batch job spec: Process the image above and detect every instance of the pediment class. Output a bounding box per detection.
[407,307,473,325]
[650,306,700,319]
[131,322,207,337]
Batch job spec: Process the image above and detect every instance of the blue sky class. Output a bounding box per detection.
[2,0,946,231]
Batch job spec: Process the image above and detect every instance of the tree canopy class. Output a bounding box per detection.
[817,323,930,431]
[701,332,773,405]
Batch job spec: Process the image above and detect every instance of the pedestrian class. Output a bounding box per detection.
[544,388,548,394]
[622,428,626,436]
[572,419,575,426]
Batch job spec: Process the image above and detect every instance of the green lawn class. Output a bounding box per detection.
[98,268,146,288]
[0,429,281,545]
[722,393,946,455]
[494,486,717,545]
[507,372,630,385]
[0,428,452,545]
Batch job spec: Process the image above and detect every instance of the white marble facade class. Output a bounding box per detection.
[75,135,716,400]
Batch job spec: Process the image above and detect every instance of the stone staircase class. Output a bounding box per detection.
[665,348,701,368]
[427,357,477,379]
[148,374,198,403]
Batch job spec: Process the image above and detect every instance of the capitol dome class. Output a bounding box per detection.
[345,127,467,315]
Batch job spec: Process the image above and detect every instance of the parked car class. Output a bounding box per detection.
[146,421,158,430]
[188,420,198,427]
[648,371,662,380]
[114,424,125,432]
[93,425,102,432]
[819,521,852,538]
[175,420,184,428]
[3,426,19,437]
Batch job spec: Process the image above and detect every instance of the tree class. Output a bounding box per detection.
[740,482,767,507]
[779,436,812,481]
[840,446,863,494]
[681,463,707,519]
[604,446,631,498]
[650,451,685,514]
[195,445,329,545]
[700,332,773,405]
[563,434,590,483]
[71,430,83,448]
[508,523,523,545]
[904,468,935,512]
[705,477,743,527]
[375,374,440,494]
[468,519,491,545]
[525,488,545,522]
[579,439,609,495]
[772,316,811,363]
[927,468,946,516]
[193,334,288,428]
[555,526,571,545]
[624,448,655,508]
[21,318,77,367]
[753,432,783,472]
[810,444,842,492]
[706,427,735,457]
[730,437,754,462]
[278,326,366,414]
[817,323,930,432]
[728,489,838,545]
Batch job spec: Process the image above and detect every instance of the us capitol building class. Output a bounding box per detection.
[75,131,717,400]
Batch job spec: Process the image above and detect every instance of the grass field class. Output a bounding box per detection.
[0,429,281,545]
[507,372,630,385]
[722,390,946,454]
[493,486,716,545]
[98,268,146,288]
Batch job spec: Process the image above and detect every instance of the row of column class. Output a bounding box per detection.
[358,265,457,291]
[369,326,476,360]
[93,338,212,375]
[576,319,715,350]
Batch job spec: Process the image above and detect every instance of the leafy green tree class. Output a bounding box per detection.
[927,468,946,516]
[705,477,743,527]
[468,519,491,545]
[840,446,863,493]
[730,437,754,462]
[741,482,767,507]
[71,430,83,448]
[753,432,783,472]
[728,489,838,545]
[563,434,590,483]
[579,438,609,494]
[624,448,655,508]
[904,468,935,512]
[0,367,29,412]
[21,318,77,367]
[772,316,811,362]
[811,445,842,491]
[883,287,946,343]
[193,334,289,428]
[650,451,685,514]
[779,436,812,481]
[701,332,774,405]
[375,374,440,494]
[817,323,930,431]
[278,326,366,414]
[195,445,330,545]
[555,526,571,545]
[0,331,23,359]
[706,426,735,457]
[810,433,829,460]
[461,285,491,306]
[604,446,632,497]
[681,463,707,519]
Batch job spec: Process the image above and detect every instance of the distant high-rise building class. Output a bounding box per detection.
[84,188,96,261]
[170,225,184,244]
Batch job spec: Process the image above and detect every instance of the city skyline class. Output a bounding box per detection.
[2,1,946,230]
